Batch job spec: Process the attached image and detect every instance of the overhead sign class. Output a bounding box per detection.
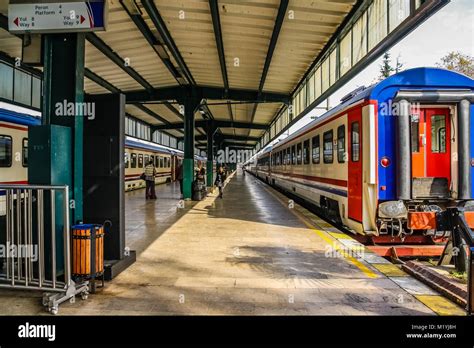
[8,1,108,33]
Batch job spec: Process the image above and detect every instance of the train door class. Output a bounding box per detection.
[348,109,362,222]
[410,108,425,177]
[411,108,451,184]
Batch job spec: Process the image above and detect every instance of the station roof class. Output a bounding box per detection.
[0,0,356,146]
[0,0,448,149]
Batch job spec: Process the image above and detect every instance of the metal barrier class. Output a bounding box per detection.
[0,184,89,315]
[444,206,474,314]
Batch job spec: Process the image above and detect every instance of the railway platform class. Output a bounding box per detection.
[0,171,464,315]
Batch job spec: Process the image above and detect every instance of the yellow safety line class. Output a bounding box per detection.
[415,295,466,316]
[259,182,378,279]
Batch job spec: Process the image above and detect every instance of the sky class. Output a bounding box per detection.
[272,0,474,146]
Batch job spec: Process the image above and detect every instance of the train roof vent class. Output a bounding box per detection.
[340,86,366,103]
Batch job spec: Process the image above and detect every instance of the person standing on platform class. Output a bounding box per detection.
[144,160,157,200]
[177,161,183,198]
[215,166,225,199]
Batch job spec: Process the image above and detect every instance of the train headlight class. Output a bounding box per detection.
[378,200,407,219]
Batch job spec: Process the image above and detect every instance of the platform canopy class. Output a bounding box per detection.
[0,0,448,150]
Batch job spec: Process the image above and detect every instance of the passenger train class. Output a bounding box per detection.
[0,108,206,216]
[247,68,474,244]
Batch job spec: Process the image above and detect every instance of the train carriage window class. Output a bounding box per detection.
[323,130,334,163]
[292,145,296,165]
[144,155,149,165]
[160,157,164,168]
[138,154,143,168]
[131,153,137,168]
[166,157,170,168]
[0,135,12,167]
[312,135,320,164]
[303,140,310,165]
[124,153,129,169]
[22,138,28,167]
[279,151,282,166]
[431,115,446,153]
[150,155,154,167]
[297,143,302,165]
[351,122,360,162]
[337,125,345,163]
[410,115,420,153]
[155,155,159,168]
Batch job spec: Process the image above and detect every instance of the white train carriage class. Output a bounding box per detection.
[0,109,37,216]
[251,68,474,246]
[124,137,177,191]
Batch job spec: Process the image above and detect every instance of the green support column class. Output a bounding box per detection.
[182,96,200,200]
[206,123,216,188]
[41,33,85,223]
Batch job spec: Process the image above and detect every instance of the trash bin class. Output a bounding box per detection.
[192,180,206,201]
[71,224,105,292]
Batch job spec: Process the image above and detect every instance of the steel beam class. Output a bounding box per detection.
[154,120,268,130]
[209,0,229,90]
[248,0,288,131]
[85,32,154,91]
[119,0,184,83]
[84,68,122,93]
[125,85,290,103]
[131,103,171,125]
[188,134,260,142]
[142,0,196,85]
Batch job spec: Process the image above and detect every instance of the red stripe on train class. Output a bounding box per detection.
[0,123,28,131]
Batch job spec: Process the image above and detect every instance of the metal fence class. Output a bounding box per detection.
[0,184,88,314]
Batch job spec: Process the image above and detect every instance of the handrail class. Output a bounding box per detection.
[446,206,474,314]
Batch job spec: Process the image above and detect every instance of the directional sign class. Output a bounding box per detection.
[8,1,108,34]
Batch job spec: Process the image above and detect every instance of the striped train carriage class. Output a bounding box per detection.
[0,109,37,216]
[124,137,178,191]
[0,108,207,215]
[249,67,474,244]
[123,138,207,191]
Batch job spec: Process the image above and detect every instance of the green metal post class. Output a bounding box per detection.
[206,123,216,188]
[41,33,85,222]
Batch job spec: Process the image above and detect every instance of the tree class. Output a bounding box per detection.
[379,52,395,80]
[436,51,474,78]
[395,55,404,73]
